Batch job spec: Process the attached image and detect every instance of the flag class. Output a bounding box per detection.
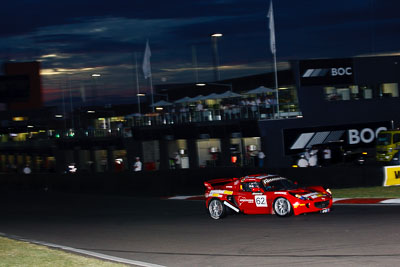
[267,1,276,54]
[142,40,152,79]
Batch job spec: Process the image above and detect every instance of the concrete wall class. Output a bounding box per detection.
[0,166,384,197]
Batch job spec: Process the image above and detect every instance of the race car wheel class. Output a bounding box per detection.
[273,197,293,217]
[208,199,226,219]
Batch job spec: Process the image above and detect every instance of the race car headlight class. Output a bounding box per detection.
[326,188,332,195]
[292,193,307,200]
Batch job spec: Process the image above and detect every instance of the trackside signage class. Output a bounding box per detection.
[283,122,391,155]
[299,58,354,86]
[383,166,400,186]
[348,127,388,145]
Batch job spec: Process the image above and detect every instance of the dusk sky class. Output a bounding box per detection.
[1,0,399,106]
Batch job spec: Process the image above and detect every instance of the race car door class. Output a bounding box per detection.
[235,182,269,214]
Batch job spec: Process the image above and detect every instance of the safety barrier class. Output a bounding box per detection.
[0,165,384,196]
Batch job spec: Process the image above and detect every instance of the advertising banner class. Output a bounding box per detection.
[299,58,354,86]
[383,166,400,186]
[283,121,391,155]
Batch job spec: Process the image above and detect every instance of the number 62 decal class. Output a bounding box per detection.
[255,195,268,207]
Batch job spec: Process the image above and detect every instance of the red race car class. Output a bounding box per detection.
[204,174,332,219]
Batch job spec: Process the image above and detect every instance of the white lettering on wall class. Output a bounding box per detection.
[348,127,387,145]
[376,127,388,136]
[360,128,375,143]
[331,67,352,76]
[348,129,360,145]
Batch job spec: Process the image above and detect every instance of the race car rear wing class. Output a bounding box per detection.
[204,177,237,190]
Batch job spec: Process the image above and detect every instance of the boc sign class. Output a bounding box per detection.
[331,67,352,76]
[299,58,354,86]
[284,122,391,154]
[348,127,387,145]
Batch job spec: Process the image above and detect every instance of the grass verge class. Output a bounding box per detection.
[0,236,128,267]
[332,186,400,198]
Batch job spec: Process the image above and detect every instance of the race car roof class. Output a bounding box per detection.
[241,174,281,182]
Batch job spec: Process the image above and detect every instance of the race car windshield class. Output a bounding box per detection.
[262,178,298,190]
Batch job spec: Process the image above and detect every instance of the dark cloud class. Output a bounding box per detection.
[0,0,262,37]
[1,0,400,106]
[32,34,91,44]
[62,38,137,55]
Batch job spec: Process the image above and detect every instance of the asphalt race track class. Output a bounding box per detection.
[1,191,400,267]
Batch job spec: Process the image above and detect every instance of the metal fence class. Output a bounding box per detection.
[128,104,302,127]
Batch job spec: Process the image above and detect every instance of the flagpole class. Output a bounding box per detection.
[67,74,75,129]
[149,72,154,112]
[60,79,67,131]
[273,46,279,118]
[134,53,141,114]
[268,0,280,119]
[142,40,154,112]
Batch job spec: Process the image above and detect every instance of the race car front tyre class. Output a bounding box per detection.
[208,199,226,219]
[273,197,293,217]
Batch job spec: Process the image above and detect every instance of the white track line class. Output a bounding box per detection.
[380,199,400,204]
[332,198,350,202]
[168,195,197,200]
[0,233,165,267]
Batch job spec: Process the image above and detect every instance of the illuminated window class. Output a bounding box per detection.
[12,117,28,121]
[381,83,399,98]
[360,86,373,99]
[110,116,125,122]
[337,88,350,100]
[324,84,377,101]
[324,86,338,101]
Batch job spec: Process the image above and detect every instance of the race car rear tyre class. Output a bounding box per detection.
[208,199,226,219]
[273,197,293,217]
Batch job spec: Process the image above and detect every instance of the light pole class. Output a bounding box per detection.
[136,93,145,114]
[91,73,101,106]
[196,82,232,92]
[136,92,169,112]
[211,33,223,81]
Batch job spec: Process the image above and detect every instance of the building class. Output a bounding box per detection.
[261,56,399,167]
[2,61,43,110]
[0,56,398,173]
